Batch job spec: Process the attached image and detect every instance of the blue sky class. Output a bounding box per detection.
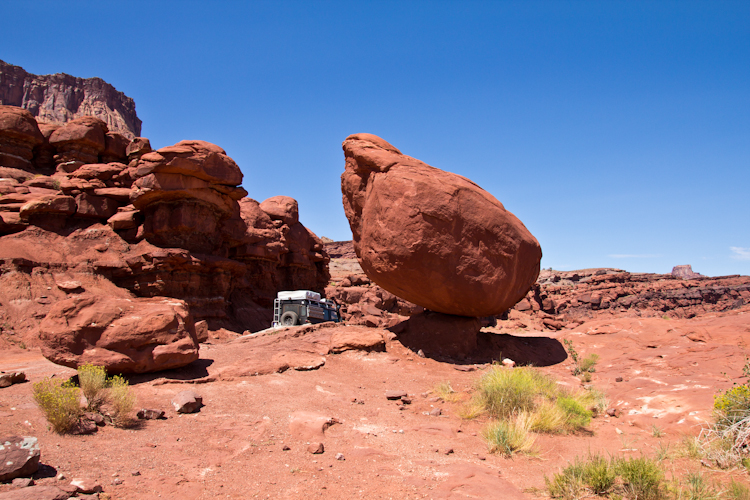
[3,1,748,276]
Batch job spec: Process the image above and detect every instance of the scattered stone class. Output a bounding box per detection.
[0,436,40,482]
[11,477,33,487]
[136,409,166,420]
[56,473,65,481]
[130,471,140,477]
[70,478,103,494]
[111,478,123,486]
[615,377,623,382]
[417,349,425,358]
[453,365,475,372]
[429,408,442,417]
[501,358,516,368]
[172,391,203,414]
[444,448,454,455]
[606,408,620,418]
[84,412,105,426]
[56,281,83,293]
[615,428,624,435]
[478,455,486,461]
[0,372,26,388]
[282,445,291,451]
[69,418,98,435]
[400,396,412,405]
[385,390,408,400]
[307,442,324,454]
[335,453,345,461]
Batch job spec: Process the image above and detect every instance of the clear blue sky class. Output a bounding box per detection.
[3,1,748,276]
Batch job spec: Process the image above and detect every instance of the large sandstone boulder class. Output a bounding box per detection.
[39,295,200,373]
[341,133,541,317]
[49,115,108,167]
[0,105,44,171]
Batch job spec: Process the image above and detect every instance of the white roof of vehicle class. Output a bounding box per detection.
[277,290,321,301]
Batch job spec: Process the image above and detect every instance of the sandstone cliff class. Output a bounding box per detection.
[0,60,141,139]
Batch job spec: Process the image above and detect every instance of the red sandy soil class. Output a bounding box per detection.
[2,304,750,499]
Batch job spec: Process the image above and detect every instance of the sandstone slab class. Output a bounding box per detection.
[0,436,40,482]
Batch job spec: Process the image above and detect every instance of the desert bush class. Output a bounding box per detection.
[714,384,750,426]
[77,364,107,410]
[433,381,461,402]
[108,375,135,427]
[579,353,600,373]
[33,378,82,434]
[728,480,750,500]
[674,472,723,500]
[615,456,666,500]
[482,416,536,456]
[546,454,616,499]
[474,366,557,419]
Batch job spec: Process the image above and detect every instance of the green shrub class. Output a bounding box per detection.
[677,472,722,500]
[728,480,750,500]
[579,353,600,373]
[474,366,556,419]
[615,456,666,500]
[77,364,107,410]
[108,375,135,427]
[482,416,536,456]
[33,378,82,434]
[556,395,592,430]
[546,460,585,499]
[546,454,616,498]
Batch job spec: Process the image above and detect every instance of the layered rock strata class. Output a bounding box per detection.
[0,59,141,139]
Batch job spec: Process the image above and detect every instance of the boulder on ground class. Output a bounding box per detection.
[341,133,541,317]
[0,436,40,482]
[39,295,200,373]
[172,390,203,413]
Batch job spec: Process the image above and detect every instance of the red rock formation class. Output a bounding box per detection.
[671,264,704,280]
[0,59,141,139]
[341,133,541,317]
[0,109,331,359]
[39,295,199,373]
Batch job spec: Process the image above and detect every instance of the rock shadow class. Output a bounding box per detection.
[389,311,567,367]
[127,358,214,385]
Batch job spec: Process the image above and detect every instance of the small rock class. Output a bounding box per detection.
[84,413,105,426]
[615,377,623,382]
[417,349,425,358]
[282,445,291,451]
[400,396,412,405]
[70,478,103,494]
[136,408,166,420]
[335,453,345,461]
[11,477,34,487]
[429,408,442,417]
[130,471,140,477]
[56,281,84,293]
[615,428,624,435]
[477,455,486,461]
[501,358,515,368]
[172,391,202,413]
[444,448,454,455]
[70,418,98,435]
[112,477,123,486]
[385,390,408,400]
[0,372,27,388]
[56,473,66,481]
[307,442,324,454]
[453,365,475,372]
[606,408,620,418]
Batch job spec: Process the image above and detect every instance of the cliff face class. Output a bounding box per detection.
[0,60,141,139]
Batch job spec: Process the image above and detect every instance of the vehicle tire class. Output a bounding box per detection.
[280,311,299,326]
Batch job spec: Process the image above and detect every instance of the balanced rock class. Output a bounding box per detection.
[39,295,199,373]
[341,133,542,317]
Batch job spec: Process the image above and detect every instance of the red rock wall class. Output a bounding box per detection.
[0,106,329,340]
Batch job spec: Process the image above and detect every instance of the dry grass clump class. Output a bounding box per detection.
[33,365,137,433]
[32,378,82,434]
[467,366,603,456]
[433,381,462,403]
[691,383,750,469]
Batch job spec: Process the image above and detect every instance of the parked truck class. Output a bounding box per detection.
[272,290,341,327]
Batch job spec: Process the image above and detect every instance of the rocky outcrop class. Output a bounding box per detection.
[0,108,330,359]
[505,268,750,332]
[671,264,704,280]
[0,60,141,139]
[341,133,541,317]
